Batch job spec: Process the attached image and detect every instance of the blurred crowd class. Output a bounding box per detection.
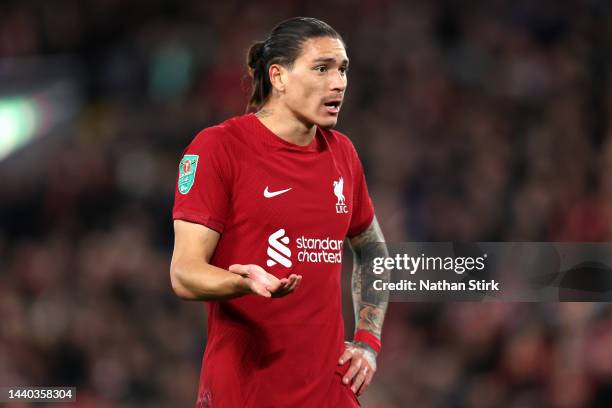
[1,0,612,407]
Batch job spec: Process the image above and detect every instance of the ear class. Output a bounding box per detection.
[268,64,287,93]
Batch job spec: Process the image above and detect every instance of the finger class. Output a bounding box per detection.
[338,347,354,365]
[290,275,302,291]
[272,278,291,295]
[351,365,367,394]
[271,282,299,297]
[285,275,299,292]
[292,275,302,291]
[279,275,300,291]
[357,368,374,396]
[269,278,294,298]
[342,358,362,385]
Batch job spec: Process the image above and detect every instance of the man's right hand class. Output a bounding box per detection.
[228,264,302,298]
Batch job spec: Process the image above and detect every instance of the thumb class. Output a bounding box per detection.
[229,264,248,276]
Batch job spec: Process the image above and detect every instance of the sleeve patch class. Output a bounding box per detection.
[178,154,199,194]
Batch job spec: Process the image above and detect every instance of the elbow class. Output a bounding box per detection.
[170,261,196,300]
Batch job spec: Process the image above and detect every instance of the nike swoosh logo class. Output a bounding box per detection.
[264,186,292,198]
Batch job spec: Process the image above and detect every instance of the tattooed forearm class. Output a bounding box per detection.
[349,216,389,340]
[357,307,385,335]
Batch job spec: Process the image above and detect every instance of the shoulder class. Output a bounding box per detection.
[187,115,248,153]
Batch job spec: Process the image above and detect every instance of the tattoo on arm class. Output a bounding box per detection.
[350,216,389,340]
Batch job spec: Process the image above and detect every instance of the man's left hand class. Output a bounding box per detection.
[338,341,377,396]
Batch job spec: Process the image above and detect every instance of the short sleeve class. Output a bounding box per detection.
[347,145,374,238]
[172,129,232,234]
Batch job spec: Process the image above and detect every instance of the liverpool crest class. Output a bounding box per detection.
[333,176,348,213]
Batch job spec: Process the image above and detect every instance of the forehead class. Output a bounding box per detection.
[297,37,347,62]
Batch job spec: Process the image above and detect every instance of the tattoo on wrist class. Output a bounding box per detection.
[353,341,378,356]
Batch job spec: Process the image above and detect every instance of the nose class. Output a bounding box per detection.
[330,70,346,93]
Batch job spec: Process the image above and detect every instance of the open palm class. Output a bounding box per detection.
[229,264,301,298]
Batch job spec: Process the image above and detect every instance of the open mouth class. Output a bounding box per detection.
[323,101,341,114]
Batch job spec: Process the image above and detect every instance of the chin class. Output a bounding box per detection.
[317,116,339,129]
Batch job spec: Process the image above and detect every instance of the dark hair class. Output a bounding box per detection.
[246,17,344,112]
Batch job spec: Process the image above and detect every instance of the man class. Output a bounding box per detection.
[171,17,389,407]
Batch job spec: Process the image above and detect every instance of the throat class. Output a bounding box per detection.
[256,113,317,146]
[287,130,316,146]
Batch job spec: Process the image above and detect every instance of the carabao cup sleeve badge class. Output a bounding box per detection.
[178,154,199,194]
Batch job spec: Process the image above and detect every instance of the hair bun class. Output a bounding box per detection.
[247,41,266,70]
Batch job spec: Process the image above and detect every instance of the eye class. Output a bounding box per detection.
[339,66,348,75]
[315,65,328,73]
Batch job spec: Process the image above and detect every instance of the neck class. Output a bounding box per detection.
[255,104,316,146]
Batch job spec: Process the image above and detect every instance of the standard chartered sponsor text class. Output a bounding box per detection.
[296,236,343,263]
[372,253,487,275]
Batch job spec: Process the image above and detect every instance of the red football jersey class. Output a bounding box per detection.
[173,113,374,408]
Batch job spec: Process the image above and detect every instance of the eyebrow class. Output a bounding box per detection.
[312,57,349,65]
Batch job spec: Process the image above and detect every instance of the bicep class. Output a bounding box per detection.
[172,219,220,264]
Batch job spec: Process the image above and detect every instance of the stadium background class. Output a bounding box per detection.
[1,0,612,406]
